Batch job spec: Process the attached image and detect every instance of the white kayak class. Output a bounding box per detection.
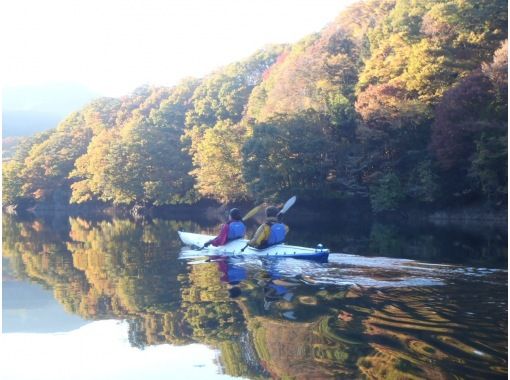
[178,231,329,262]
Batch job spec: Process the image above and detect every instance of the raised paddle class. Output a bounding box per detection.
[199,203,265,250]
[278,195,296,216]
[240,196,297,252]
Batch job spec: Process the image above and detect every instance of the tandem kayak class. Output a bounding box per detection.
[178,231,329,262]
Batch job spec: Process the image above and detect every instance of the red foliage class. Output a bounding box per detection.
[262,51,289,81]
[355,83,415,129]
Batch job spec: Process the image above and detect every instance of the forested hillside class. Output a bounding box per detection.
[3,0,507,214]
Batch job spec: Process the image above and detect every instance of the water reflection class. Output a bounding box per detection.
[290,218,507,268]
[3,276,89,333]
[2,320,235,380]
[2,213,507,379]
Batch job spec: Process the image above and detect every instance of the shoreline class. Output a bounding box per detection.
[4,199,507,229]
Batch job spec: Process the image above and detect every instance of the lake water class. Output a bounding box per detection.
[2,212,507,379]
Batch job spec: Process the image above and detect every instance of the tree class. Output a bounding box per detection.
[20,112,93,203]
[191,120,249,201]
[482,40,508,115]
[356,83,430,168]
[2,130,54,205]
[355,82,436,208]
[183,47,286,201]
[431,72,496,171]
[242,112,339,200]
[71,114,196,206]
[431,67,507,205]
[369,171,405,213]
[70,83,198,206]
[185,46,285,131]
[358,0,507,104]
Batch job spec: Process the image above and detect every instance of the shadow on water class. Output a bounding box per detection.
[2,212,508,379]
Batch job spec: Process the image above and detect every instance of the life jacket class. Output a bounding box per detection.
[228,221,246,240]
[266,222,286,246]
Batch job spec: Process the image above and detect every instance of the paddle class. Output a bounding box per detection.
[240,196,297,253]
[242,203,265,221]
[278,195,296,217]
[199,203,264,250]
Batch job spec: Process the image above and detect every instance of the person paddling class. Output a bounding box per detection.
[242,206,288,251]
[203,208,246,248]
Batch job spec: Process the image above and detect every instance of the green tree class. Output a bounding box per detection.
[185,46,285,132]
[242,112,339,200]
[191,120,249,201]
[369,171,405,212]
[183,47,285,201]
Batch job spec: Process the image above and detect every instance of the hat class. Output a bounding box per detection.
[229,208,242,221]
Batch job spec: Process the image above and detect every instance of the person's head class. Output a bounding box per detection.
[265,206,279,218]
[229,208,242,221]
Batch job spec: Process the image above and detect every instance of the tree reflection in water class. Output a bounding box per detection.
[3,214,507,379]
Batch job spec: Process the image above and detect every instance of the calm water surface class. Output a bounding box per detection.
[2,212,507,379]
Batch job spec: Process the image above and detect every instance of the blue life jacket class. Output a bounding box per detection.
[228,221,246,240]
[267,223,286,245]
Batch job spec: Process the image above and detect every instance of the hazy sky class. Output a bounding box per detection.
[2,0,357,96]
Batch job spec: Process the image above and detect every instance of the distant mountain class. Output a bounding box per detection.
[2,135,24,160]
[2,110,62,137]
[2,83,99,137]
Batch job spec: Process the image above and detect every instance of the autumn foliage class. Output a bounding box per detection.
[3,0,507,212]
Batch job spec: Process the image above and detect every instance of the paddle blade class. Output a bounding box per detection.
[279,196,297,215]
[242,203,265,221]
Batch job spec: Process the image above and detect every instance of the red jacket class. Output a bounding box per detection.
[209,223,229,246]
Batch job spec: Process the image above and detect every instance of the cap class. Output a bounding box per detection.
[229,208,242,220]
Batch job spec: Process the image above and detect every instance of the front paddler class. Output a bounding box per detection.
[241,206,288,251]
[203,208,246,248]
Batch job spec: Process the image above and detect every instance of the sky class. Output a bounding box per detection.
[2,0,357,96]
